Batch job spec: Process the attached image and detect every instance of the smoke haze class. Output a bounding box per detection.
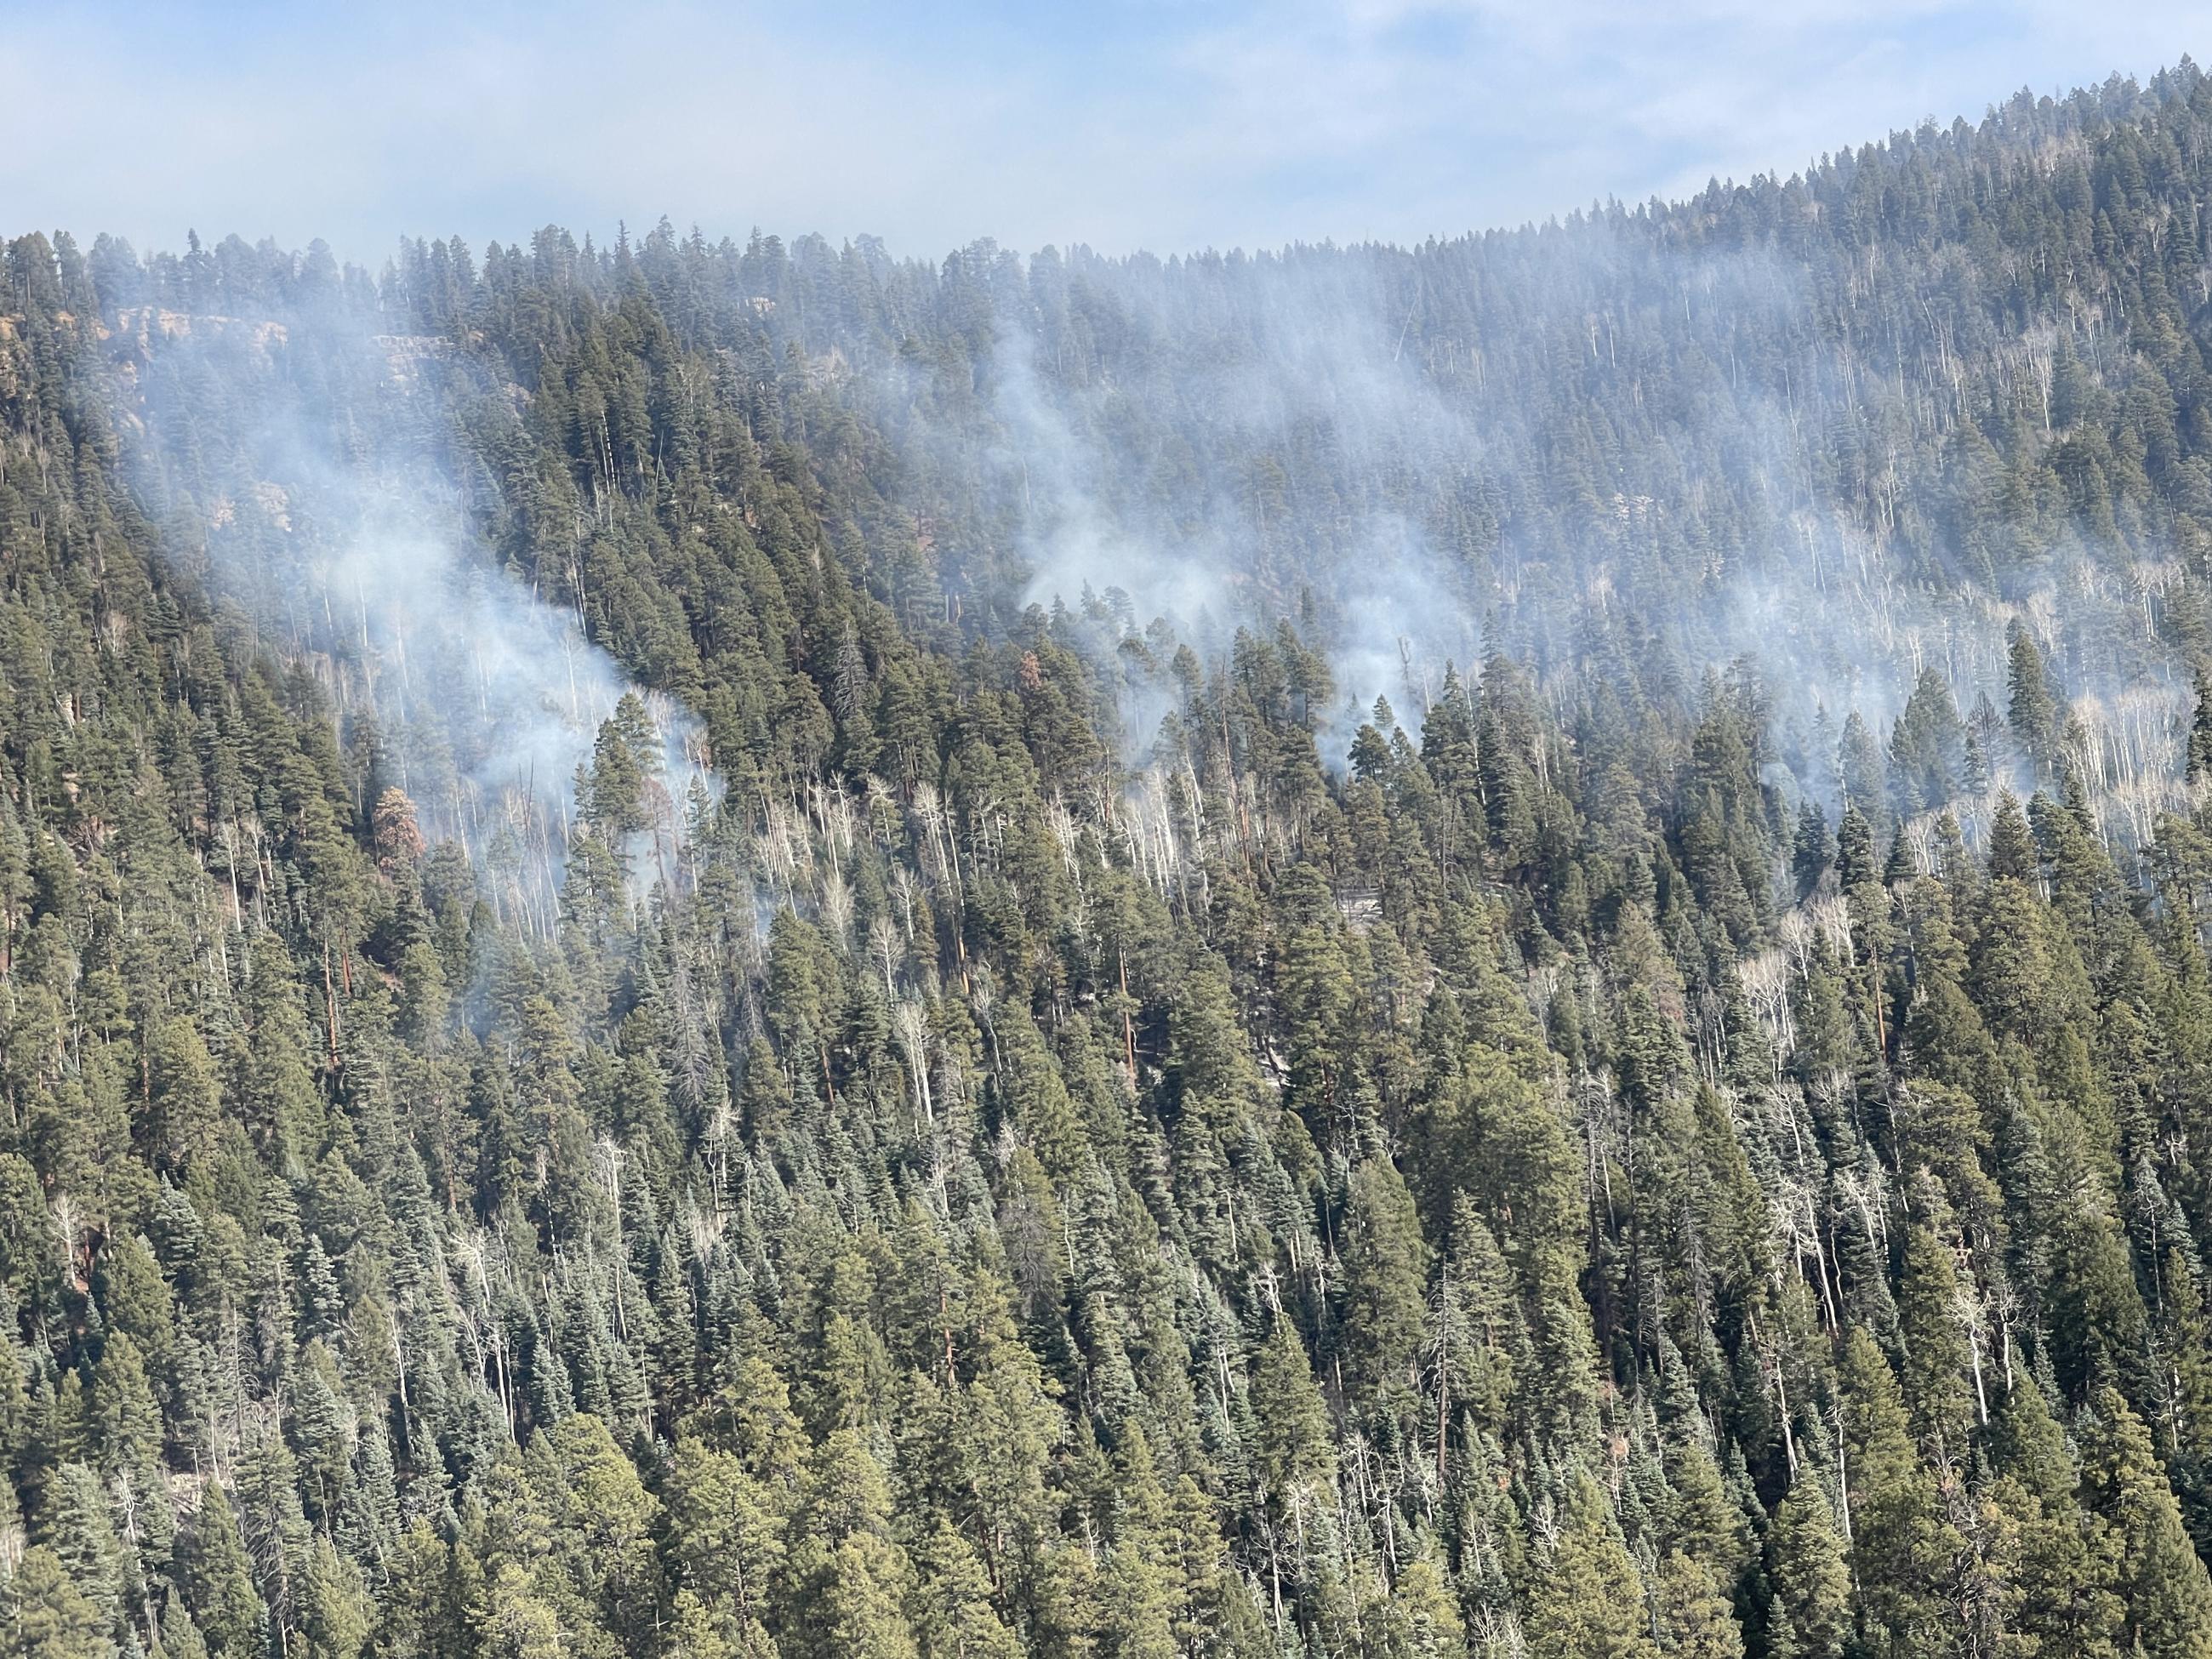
[104,288,708,926]
[841,223,2197,842]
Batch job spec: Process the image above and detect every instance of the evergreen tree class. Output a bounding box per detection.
[1764,1475,1850,1659]
[2080,1388,2212,1658]
[1523,1474,1657,1659]
[3,1545,112,1659]
[1837,1331,1957,1657]
[2009,624,2062,779]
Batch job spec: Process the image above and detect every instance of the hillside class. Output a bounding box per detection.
[9,59,2212,1659]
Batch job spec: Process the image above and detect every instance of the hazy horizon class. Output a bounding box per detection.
[3,3,2203,268]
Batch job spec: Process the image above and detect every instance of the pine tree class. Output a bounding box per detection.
[1251,1316,1335,1511]
[2009,624,2061,778]
[1894,1216,1979,1454]
[1890,667,1966,818]
[1337,1157,1431,1424]
[782,1431,917,1659]
[1986,1377,2122,1659]
[1837,1330,1957,1657]
[484,1565,563,1659]
[661,1440,785,1654]
[178,1484,265,1659]
[1523,1474,1657,1659]
[24,121,2212,1659]
[297,1539,371,1659]
[1376,1551,1468,1658]
[2079,1388,2212,1658]
[3,1544,112,1659]
[1650,1550,1742,1659]
[1764,1474,1849,1659]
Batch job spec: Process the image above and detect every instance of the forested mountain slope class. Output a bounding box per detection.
[13,57,2212,1659]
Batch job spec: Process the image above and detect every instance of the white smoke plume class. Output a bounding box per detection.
[861,234,2195,846]
[104,289,710,922]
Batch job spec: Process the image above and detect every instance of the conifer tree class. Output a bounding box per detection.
[1837,1331,1957,1657]
[1764,1474,1850,1659]
[1523,1474,1658,1659]
[2079,1388,2212,1659]
[3,1544,111,1659]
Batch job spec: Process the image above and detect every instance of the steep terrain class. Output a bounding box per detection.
[10,59,2212,1659]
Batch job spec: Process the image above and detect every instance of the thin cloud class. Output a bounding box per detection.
[0,1,2198,259]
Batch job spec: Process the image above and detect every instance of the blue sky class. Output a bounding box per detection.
[1,2,2200,264]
